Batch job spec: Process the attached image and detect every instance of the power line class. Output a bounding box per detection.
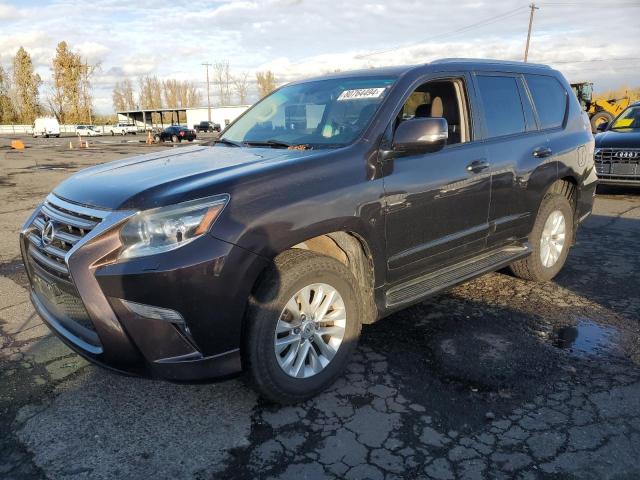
[550,57,640,64]
[355,5,528,59]
[541,2,640,6]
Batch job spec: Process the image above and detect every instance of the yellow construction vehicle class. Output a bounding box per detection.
[571,82,630,132]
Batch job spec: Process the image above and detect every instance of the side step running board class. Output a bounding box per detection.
[385,244,531,308]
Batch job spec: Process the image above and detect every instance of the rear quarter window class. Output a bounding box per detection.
[525,74,567,129]
[476,75,526,139]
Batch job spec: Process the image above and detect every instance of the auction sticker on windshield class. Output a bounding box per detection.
[337,88,386,101]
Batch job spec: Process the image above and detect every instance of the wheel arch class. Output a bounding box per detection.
[249,230,379,326]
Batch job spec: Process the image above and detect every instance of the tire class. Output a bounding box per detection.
[245,249,362,404]
[171,134,179,143]
[154,134,161,143]
[188,139,194,142]
[110,131,114,136]
[590,111,614,132]
[510,192,574,282]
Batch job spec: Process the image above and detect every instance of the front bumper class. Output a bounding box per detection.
[20,195,268,381]
[595,176,640,186]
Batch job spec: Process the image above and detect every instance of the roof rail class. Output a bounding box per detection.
[430,58,550,69]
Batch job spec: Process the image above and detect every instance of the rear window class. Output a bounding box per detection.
[525,74,567,129]
[476,75,526,139]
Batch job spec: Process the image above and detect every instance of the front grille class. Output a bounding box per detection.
[26,195,108,282]
[31,271,100,343]
[595,148,640,178]
[25,195,110,344]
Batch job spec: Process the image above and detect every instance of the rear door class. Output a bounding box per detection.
[473,72,555,249]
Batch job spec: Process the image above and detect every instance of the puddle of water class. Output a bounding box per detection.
[553,319,618,356]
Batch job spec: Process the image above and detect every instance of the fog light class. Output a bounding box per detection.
[120,299,184,324]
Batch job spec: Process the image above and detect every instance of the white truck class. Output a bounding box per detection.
[108,123,138,136]
[32,117,61,138]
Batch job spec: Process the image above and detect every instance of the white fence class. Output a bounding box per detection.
[0,124,110,135]
[0,124,192,135]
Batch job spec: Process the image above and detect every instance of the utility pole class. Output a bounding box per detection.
[524,3,539,62]
[202,62,212,121]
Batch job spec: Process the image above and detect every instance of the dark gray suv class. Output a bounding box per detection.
[21,59,597,403]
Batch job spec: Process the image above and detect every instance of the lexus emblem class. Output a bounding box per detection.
[616,151,638,159]
[41,221,56,246]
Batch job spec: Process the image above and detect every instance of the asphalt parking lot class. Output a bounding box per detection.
[1,136,639,480]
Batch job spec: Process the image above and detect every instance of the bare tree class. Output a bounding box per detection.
[233,72,250,105]
[163,79,181,108]
[13,47,41,123]
[256,70,276,99]
[213,61,232,106]
[112,81,127,112]
[163,79,203,108]
[0,66,17,123]
[138,75,163,109]
[121,78,136,110]
[49,41,97,123]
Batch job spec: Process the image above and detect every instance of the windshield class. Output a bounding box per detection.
[222,76,397,148]
[611,106,640,130]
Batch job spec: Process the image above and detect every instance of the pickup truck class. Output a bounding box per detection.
[108,123,138,135]
[194,121,221,133]
[20,59,597,403]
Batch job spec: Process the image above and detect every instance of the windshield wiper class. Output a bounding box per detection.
[212,138,242,147]
[244,139,310,149]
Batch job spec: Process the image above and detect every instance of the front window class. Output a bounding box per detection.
[610,106,640,130]
[222,76,397,149]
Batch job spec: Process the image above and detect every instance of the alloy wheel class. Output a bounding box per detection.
[540,209,566,268]
[274,283,346,378]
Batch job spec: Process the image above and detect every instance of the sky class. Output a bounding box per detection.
[0,0,639,114]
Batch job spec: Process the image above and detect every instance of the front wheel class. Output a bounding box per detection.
[154,134,161,143]
[245,249,362,404]
[510,193,574,281]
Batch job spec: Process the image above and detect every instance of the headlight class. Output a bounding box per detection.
[119,195,229,259]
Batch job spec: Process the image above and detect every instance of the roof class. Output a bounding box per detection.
[288,58,555,85]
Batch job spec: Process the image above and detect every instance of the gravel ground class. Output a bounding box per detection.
[1,136,639,479]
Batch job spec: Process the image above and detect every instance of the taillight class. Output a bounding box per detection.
[179,131,185,136]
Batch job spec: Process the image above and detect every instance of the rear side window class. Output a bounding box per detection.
[525,75,567,129]
[476,75,526,139]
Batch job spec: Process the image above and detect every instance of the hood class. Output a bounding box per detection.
[595,129,640,149]
[53,145,320,210]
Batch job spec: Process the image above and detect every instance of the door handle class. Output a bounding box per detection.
[466,159,490,173]
[533,147,553,158]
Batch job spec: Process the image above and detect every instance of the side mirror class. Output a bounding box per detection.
[393,117,448,152]
[596,121,608,132]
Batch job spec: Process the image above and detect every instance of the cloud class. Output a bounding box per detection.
[0,0,637,113]
[0,2,22,20]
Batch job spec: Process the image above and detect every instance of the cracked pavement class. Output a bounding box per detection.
[1,139,640,479]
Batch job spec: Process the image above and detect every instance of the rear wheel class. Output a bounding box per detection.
[510,193,574,281]
[246,249,362,404]
[171,134,179,143]
[154,134,161,143]
[590,111,614,132]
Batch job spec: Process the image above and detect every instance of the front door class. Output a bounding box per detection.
[382,76,491,285]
